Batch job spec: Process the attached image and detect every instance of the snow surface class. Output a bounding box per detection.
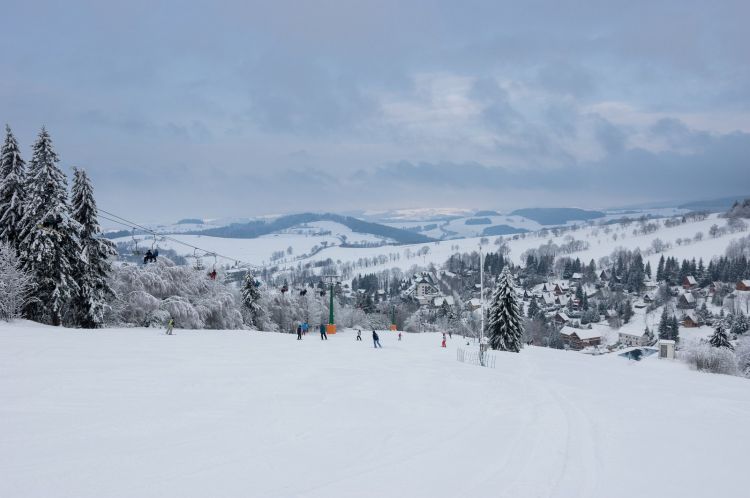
[1,320,749,498]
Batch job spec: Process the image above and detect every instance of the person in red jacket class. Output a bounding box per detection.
[441,338,447,348]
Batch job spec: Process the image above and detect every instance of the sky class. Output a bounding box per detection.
[2,0,749,223]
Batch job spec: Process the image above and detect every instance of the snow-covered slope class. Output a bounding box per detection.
[1,321,748,498]
[114,212,745,280]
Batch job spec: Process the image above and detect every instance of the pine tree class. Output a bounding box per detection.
[670,315,680,343]
[658,308,678,341]
[644,261,652,279]
[70,168,116,328]
[656,255,665,282]
[0,125,26,249]
[17,128,81,325]
[527,296,539,318]
[730,311,748,336]
[487,267,523,352]
[241,272,263,327]
[709,319,734,350]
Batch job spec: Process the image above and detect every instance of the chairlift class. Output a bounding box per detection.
[131,230,142,256]
[207,253,218,280]
[193,248,205,271]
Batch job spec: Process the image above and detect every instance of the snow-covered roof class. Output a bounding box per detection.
[555,312,571,321]
[559,326,601,340]
[683,311,700,322]
[572,273,583,279]
[582,284,598,297]
[740,280,750,287]
[680,293,696,303]
[684,276,697,285]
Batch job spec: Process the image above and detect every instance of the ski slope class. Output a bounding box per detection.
[1,321,748,498]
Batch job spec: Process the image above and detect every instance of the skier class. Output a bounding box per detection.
[320,323,328,341]
[441,338,447,348]
[165,318,174,335]
[297,324,302,340]
[208,269,217,280]
[398,332,402,341]
[372,330,382,348]
[448,331,452,339]
[302,321,309,335]
[144,249,154,264]
[356,329,362,341]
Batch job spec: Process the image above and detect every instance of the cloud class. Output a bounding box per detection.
[0,0,747,220]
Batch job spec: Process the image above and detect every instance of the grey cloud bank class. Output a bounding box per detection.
[1,0,748,222]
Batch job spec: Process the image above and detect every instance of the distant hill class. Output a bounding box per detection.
[465,217,492,225]
[510,208,605,225]
[192,213,434,245]
[177,218,204,225]
[482,225,529,236]
[679,195,750,213]
[474,210,500,216]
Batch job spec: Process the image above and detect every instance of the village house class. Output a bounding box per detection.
[553,311,571,326]
[541,292,557,308]
[682,275,697,290]
[682,311,701,328]
[677,293,696,309]
[737,280,750,292]
[553,281,570,295]
[571,272,583,282]
[402,272,441,306]
[618,328,651,347]
[559,326,602,350]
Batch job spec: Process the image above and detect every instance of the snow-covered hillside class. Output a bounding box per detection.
[127,213,747,284]
[1,321,748,498]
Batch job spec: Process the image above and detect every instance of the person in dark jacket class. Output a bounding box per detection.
[356,329,362,341]
[320,323,328,340]
[372,330,382,348]
[297,324,302,340]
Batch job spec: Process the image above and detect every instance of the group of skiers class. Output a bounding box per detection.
[165,317,449,349]
[293,323,388,348]
[143,249,158,264]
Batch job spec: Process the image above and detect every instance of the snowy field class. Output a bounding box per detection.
[2,321,749,498]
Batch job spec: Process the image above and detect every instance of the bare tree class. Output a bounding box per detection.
[0,242,33,321]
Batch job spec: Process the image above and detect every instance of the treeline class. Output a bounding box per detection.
[656,254,750,286]
[0,126,114,327]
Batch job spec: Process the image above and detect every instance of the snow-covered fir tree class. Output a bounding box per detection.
[241,271,263,327]
[70,167,116,328]
[709,319,734,350]
[17,128,81,325]
[0,125,26,248]
[487,267,524,352]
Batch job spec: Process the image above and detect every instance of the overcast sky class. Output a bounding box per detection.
[2,0,749,222]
